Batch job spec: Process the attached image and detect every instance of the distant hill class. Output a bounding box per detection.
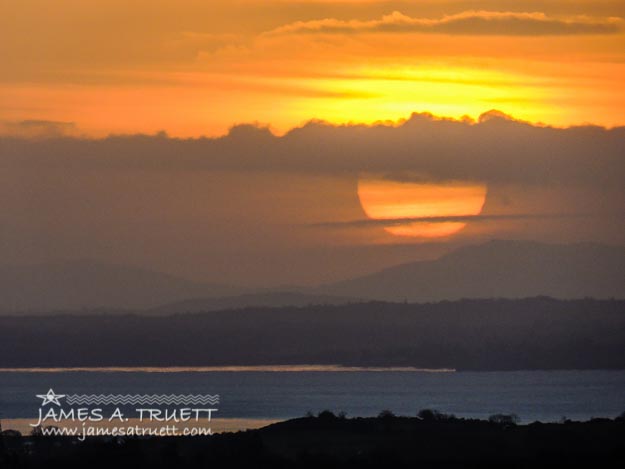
[0,260,247,313]
[318,240,625,302]
[3,240,624,314]
[150,291,362,314]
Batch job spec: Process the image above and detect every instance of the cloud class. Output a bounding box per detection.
[0,120,78,138]
[3,111,622,189]
[267,10,623,36]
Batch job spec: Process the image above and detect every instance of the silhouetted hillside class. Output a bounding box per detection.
[1,297,623,370]
[0,261,248,313]
[319,240,625,301]
[2,414,625,468]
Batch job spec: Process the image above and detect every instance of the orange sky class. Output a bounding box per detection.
[1,0,625,137]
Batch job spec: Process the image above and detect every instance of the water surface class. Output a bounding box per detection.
[1,368,624,426]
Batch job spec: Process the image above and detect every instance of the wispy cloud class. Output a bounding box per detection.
[310,213,595,229]
[268,11,623,36]
[0,120,79,138]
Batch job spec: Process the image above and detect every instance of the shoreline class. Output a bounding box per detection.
[1,418,281,436]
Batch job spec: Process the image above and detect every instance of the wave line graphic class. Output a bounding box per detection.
[65,394,220,406]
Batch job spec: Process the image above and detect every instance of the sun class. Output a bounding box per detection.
[357,176,487,238]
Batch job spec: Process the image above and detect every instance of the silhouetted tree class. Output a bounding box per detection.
[488,414,520,426]
[417,409,455,421]
[317,410,337,420]
[29,425,42,437]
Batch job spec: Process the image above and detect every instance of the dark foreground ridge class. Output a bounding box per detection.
[2,412,625,468]
[1,297,624,370]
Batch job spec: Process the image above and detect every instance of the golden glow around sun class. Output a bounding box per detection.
[290,64,560,131]
[357,177,487,238]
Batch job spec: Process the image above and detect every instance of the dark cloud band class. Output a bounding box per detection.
[3,111,623,190]
[310,213,596,229]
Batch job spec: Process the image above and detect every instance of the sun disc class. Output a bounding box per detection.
[357,177,487,238]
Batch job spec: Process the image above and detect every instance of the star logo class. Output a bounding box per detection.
[36,389,65,406]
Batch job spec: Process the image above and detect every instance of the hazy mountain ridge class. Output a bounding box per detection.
[318,240,625,302]
[0,260,248,313]
[2,240,624,314]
